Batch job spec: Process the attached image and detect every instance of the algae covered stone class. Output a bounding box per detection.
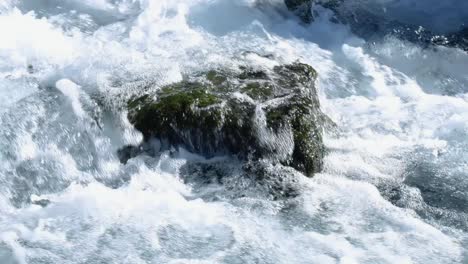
[127,62,327,176]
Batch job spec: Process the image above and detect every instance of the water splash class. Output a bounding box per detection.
[0,0,467,263]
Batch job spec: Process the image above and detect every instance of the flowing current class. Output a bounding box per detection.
[1,0,467,263]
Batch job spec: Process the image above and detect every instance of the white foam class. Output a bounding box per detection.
[0,9,78,72]
[56,79,85,118]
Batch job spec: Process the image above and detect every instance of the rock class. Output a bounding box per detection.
[284,0,314,23]
[31,199,51,207]
[329,5,468,51]
[285,0,468,52]
[127,62,328,176]
[446,27,468,51]
[180,159,302,199]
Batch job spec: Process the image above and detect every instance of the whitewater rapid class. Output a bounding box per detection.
[0,0,467,263]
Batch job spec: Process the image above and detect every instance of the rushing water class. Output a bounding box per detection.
[0,0,467,263]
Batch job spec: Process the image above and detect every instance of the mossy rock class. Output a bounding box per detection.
[127,62,327,176]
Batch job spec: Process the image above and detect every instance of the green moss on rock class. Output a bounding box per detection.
[264,95,324,175]
[206,70,227,85]
[241,82,274,101]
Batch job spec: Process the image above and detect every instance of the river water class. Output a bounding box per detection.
[0,0,467,263]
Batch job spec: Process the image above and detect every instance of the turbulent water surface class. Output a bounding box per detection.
[0,0,467,263]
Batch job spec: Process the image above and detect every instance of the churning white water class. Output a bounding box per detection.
[0,0,467,263]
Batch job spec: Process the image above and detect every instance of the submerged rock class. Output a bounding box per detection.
[447,27,468,51]
[127,62,328,176]
[285,0,468,52]
[180,158,302,199]
[284,0,314,23]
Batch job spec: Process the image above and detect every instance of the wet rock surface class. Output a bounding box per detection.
[284,0,314,24]
[126,62,328,177]
[285,0,468,52]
